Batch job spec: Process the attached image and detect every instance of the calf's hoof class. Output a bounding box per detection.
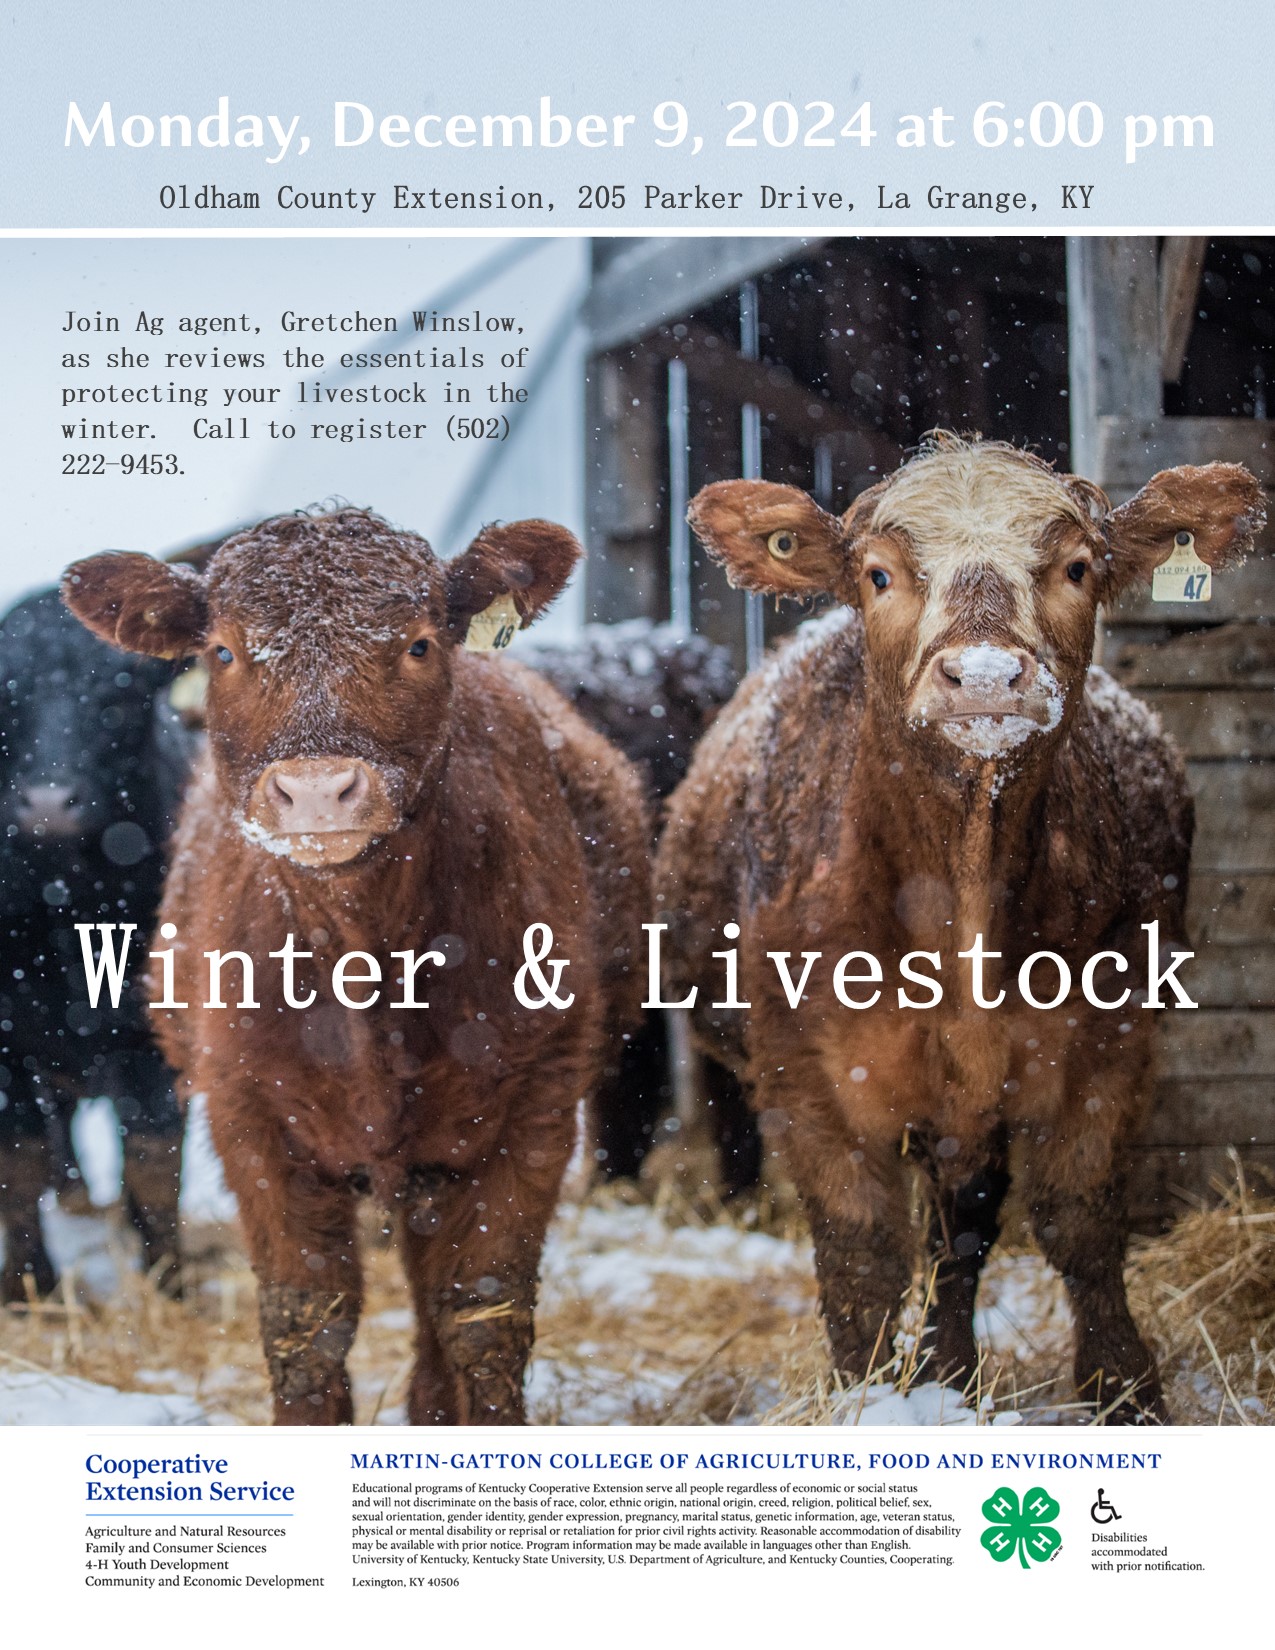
[259,1284,359,1426]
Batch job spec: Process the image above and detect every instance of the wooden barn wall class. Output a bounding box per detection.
[1070,237,1275,1227]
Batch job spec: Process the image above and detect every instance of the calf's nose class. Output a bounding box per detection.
[260,759,374,834]
[931,645,1036,699]
[16,781,84,835]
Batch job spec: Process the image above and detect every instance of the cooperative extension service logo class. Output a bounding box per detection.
[980,1487,1062,1568]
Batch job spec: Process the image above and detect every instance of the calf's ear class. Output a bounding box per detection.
[61,552,208,659]
[689,480,849,598]
[1105,462,1266,595]
[443,520,581,640]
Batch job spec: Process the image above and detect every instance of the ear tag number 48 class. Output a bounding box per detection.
[1152,530,1211,603]
[466,593,522,652]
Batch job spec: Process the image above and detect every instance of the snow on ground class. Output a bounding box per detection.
[538,1203,806,1313]
[973,1252,1072,1358]
[2,1097,1086,1428]
[822,1381,1022,1428]
[0,1370,206,1426]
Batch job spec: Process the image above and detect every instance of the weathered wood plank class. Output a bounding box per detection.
[1188,761,1275,871]
[1141,1078,1275,1146]
[643,322,885,449]
[1159,236,1208,384]
[1066,238,1161,477]
[1187,873,1275,945]
[1113,622,1275,690]
[1095,415,1275,489]
[1156,1010,1275,1079]
[1173,947,1275,1010]
[1141,689,1275,759]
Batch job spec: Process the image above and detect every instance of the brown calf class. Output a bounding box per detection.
[63,508,649,1425]
[655,434,1265,1423]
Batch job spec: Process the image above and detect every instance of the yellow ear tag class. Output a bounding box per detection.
[1152,531,1212,603]
[168,660,209,725]
[464,592,521,652]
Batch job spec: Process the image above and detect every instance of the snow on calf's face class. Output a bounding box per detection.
[928,645,1064,759]
[862,443,1097,766]
[59,509,581,869]
[688,435,1264,775]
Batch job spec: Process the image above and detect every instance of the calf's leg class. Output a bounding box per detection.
[116,1050,185,1295]
[401,1131,570,1426]
[214,1115,362,1425]
[591,1009,670,1180]
[46,1104,92,1215]
[702,1056,762,1197]
[774,1091,912,1380]
[0,1088,58,1303]
[918,1128,1010,1386]
[1022,1157,1164,1424]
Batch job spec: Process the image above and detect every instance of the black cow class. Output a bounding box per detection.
[518,620,759,1189]
[0,588,189,1300]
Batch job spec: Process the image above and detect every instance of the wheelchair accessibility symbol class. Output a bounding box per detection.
[1090,1489,1121,1526]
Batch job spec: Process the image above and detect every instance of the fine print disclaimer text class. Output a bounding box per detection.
[349,1474,961,1576]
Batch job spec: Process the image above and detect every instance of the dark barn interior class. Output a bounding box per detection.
[583,236,1072,661]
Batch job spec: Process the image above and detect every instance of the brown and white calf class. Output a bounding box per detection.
[62,508,649,1425]
[655,434,1264,1422]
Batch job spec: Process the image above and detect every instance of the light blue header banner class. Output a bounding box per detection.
[3,0,1274,230]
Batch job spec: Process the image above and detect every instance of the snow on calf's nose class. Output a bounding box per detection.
[931,644,1064,760]
[955,643,1028,694]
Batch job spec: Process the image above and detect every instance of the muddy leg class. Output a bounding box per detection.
[591,1010,670,1180]
[776,1096,912,1380]
[404,1223,537,1426]
[702,1055,762,1197]
[214,1114,362,1426]
[1025,1172,1164,1424]
[0,1087,58,1303]
[116,1052,185,1295]
[401,1130,570,1426]
[919,1131,1011,1385]
[808,1205,913,1379]
[122,1131,184,1295]
[46,1103,92,1215]
[400,1268,457,1426]
[257,1278,361,1426]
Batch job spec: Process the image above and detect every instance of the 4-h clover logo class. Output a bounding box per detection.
[980,1487,1061,1569]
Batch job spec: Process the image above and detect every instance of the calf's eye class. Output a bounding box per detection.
[215,645,234,664]
[1066,560,1088,584]
[868,568,891,591]
[408,638,430,658]
[767,529,797,560]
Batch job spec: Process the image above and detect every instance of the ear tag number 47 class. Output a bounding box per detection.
[1152,530,1211,603]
